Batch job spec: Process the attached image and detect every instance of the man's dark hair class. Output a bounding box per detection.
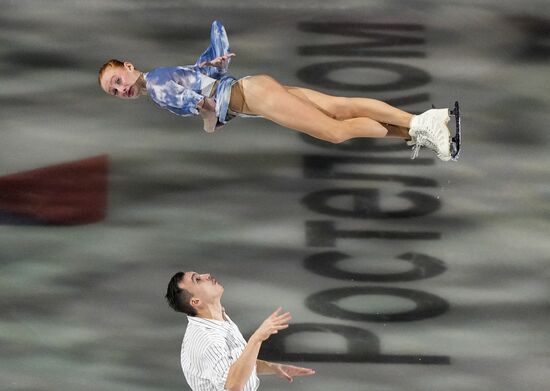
[165,272,197,316]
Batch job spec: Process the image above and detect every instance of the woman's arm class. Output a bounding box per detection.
[195,20,232,78]
[198,53,236,69]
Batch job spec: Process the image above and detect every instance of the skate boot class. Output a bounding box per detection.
[408,108,452,161]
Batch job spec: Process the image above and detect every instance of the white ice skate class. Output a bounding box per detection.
[408,108,452,161]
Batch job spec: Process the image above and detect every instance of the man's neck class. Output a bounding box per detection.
[197,302,225,321]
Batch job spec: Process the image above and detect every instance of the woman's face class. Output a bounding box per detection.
[100,62,142,99]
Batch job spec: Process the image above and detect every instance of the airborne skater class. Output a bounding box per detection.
[99,20,460,160]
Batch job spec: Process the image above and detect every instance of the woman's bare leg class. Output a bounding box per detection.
[283,86,413,126]
[231,79,451,159]
[282,86,412,138]
[232,75,391,143]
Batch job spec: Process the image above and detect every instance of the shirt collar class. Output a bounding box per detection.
[187,311,233,330]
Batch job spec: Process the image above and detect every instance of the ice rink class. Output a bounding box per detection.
[1,1,549,390]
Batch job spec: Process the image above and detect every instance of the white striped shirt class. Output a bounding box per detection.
[181,313,260,391]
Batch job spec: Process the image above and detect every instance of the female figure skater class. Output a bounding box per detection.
[99,20,454,161]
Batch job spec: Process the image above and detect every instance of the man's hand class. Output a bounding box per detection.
[273,364,316,382]
[199,53,236,69]
[251,307,291,343]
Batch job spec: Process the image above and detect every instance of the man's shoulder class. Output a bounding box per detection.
[182,328,227,361]
[184,319,224,338]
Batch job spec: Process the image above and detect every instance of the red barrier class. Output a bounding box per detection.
[0,155,109,225]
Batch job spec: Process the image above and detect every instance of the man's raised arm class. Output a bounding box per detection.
[224,308,291,391]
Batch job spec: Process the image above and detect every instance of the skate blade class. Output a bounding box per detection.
[450,101,461,161]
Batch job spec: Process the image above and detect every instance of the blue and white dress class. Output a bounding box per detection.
[144,20,245,126]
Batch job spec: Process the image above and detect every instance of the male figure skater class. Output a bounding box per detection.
[165,271,315,391]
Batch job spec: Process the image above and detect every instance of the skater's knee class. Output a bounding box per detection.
[323,129,350,144]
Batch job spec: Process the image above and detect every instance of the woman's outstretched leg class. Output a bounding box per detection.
[281,86,412,139]
[283,86,413,127]
[231,76,453,160]
[279,85,453,160]
[233,75,391,143]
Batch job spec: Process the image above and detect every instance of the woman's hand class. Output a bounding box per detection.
[199,53,236,69]
[199,97,218,133]
[200,97,216,112]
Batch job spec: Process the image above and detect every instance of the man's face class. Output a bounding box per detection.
[100,62,142,99]
[179,271,224,309]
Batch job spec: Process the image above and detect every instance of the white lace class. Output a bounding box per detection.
[409,131,440,160]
